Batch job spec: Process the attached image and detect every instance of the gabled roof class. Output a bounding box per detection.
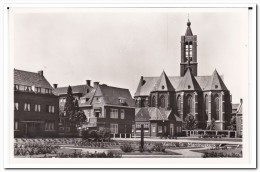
[135,107,171,121]
[176,68,201,91]
[135,107,182,122]
[185,19,193,36]
[134,75,212,97]
[204,69,228,91]
[54,84,93,97]
[95,84,135,107]
[152,71,175,92]
[14,69,53,89]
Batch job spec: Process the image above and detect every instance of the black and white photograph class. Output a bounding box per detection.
[1,2,257,169]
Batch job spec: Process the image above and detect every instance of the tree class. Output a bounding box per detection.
[207,118,216,130]
[63,86,86,136]
[183,114,198,130]
[230,115,237,131]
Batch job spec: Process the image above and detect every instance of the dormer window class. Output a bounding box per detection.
[81,99,86,104]
[215,85,218,89]
[96,97,101,103]
[162,85,165,90]
[188,85,191,89]
[25,86,32,92]
[119,97,126,104]
[36,87,41,93]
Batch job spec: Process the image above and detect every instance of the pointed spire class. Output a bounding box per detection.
[152,71,175,92]
[204,69,228,91]
[185,18,193,36]
[177,68,201,91]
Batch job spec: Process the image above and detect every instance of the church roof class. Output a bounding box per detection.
[204,69,228,91]
[176,68,201,91]
[185,19,193,36]
[152,71,175,92]
[134,74,213,97]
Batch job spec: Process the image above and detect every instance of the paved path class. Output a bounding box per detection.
[113,138,242,145]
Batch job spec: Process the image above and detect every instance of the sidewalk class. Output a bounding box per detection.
[113,138,242,145]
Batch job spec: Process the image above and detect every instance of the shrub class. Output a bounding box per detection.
[120,144,134,153]
[153,143,166,152]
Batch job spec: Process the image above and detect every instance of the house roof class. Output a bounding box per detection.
[204,69,228,91]
[54,84,93,97]
[152,71,175,92]
[176,68,201,91]
[135,107,170,121]
[135,107,182,122]
[95,84,135,107]
[14,69,53,89]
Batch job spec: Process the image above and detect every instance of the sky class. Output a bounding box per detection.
[10,8,248,103]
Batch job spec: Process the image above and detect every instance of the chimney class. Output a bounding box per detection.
[38,70,43,76]
[94,82,99,88]
[86,80,91,86]
[53,84,58,89]
[240,98,243,104]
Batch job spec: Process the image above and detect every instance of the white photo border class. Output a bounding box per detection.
[1,1,257,169]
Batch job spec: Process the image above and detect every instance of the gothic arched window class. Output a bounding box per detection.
[205,95,208,119]
[151,96,156,107]
[177,95,181,115]
[159,95,165,108]
[187,95,193,115]
[214,96,220,120]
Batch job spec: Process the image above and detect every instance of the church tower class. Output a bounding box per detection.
[180,19,198,76]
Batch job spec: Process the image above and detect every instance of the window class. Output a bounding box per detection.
[25,86,32,92]
[144,124,149,128]
[214,96,220,120]
[110,109,118,118]
[96,97,101,103]
[177,96,181,115]
[14,84,19,91]
[164,126,167,133]
[120,109,125,119]
[45,122,55,131]
[187,95,193,115]
[81,99,86,104]
[159,95,165,108]
[136,124,141,128]
[14,122,19,130]
[151,96,156,107]
[158,126,162,133]
[110,123,118,134]
[36,87,41,93]
[205,95,209,119]
[35,104,41,112]
[152,126,156,133]
[24,103,31,111]
[119,98,126,104]
[46,105,55,113]
[14,102,19,111]
[94,108,104,118]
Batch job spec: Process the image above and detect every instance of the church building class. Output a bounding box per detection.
[133,19,232,137]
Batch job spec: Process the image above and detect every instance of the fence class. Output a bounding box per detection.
[183,130,237,138]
